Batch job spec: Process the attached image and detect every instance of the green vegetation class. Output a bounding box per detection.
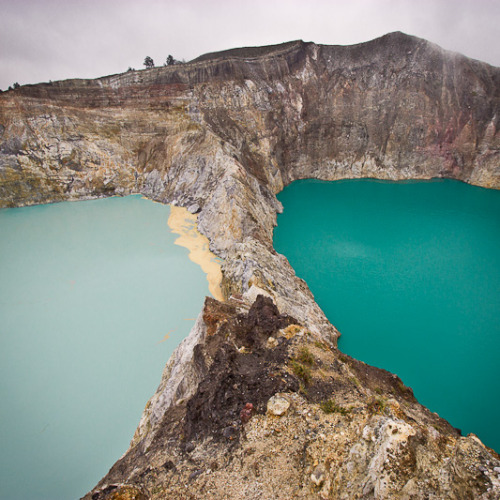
[314,340,327,351]
[291,360,312,385]
[143,56,154,69]
[320,400,350,415]
[367,397,387,415]
[296,346,314,366]
[350,376,361,388]
[290,346,316,385]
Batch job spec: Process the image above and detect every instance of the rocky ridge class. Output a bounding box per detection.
[1,32,499,498]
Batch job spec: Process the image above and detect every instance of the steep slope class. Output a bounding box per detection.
[1,32,499,499]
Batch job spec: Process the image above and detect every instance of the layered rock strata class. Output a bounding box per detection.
[1,32,499,498]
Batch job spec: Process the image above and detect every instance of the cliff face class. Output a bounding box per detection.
[1,32,499,499]
[2,33,499,206]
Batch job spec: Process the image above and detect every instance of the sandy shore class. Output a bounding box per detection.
[167,205,224,301]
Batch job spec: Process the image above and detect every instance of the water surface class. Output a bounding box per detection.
[274,178,500,451]
[0,195,209,499]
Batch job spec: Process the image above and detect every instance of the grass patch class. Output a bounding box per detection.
[291,360,312,385]
[320,400,350,415]
[350,376,361,388]
[296,346,315,366]
[314,340,327,351]
[367,397,387,415]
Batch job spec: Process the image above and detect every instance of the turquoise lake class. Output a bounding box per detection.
[0,195,209,500]
[274,178,500,452]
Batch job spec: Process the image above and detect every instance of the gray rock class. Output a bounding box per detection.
[267,394,290,416]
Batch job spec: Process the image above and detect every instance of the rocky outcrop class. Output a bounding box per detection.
[1,32,499,498]
[87,296,500,499]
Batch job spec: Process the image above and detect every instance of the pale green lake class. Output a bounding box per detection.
[274,178,500,452]
[0,195,209,500]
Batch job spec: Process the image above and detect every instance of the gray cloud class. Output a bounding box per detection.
[1,0,499,90]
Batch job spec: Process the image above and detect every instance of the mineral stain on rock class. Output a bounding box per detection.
[167,205,224,300]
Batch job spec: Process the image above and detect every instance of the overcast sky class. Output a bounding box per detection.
[1,0,499,90]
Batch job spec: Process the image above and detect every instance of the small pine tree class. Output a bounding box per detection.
[13,82,20,89]
[143,56,154,69]
[166,54,175,66]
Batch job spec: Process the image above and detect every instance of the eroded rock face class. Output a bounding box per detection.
[1,35,499,334]
[86,296,500,500]
[1,32,499,498]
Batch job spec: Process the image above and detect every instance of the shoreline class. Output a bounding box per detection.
[167,205,224,301]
